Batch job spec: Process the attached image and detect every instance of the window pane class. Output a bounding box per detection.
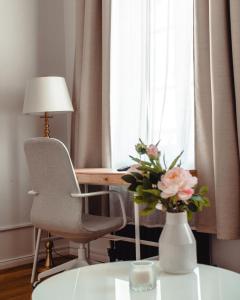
[110,0,194,169]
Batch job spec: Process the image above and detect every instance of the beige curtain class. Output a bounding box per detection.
[71,0,111,168]
[194,0,240,239]
[71,0,111,215]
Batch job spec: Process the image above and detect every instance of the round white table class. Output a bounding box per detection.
[32,261,240,300]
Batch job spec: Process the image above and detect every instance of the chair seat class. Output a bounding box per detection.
[49,214,123,243]
[82,214,123,233]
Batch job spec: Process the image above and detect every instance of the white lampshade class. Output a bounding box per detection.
[23,76,73,114]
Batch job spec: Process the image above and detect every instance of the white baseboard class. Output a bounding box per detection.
[0,243,109,270]
[0,234,110,270]
[0,246,69,270]
[0,223,33,232]
[0,254,34,270]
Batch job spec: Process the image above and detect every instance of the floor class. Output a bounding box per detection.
[0,263,32,300]
[0,256,75,300]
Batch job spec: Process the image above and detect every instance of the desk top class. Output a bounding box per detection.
[75,168,197,186]
[33,261,240,300]
[75,168,127,185]
[75,168,126,175]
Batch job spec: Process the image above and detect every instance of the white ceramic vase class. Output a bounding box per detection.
[159,211,197,274]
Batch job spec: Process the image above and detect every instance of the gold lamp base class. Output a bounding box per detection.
[38,239,54,273]
[40,112,53,138]
[38,112,54,272]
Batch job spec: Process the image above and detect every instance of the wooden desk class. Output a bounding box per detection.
[75,168,197,185]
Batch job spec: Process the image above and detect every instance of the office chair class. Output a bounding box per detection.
[24,137,127,286]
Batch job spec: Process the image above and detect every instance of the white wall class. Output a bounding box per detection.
[0,0,75,269]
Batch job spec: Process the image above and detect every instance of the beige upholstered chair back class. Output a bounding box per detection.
[24,138,83,235]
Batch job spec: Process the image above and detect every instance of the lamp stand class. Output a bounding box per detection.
[44,112,50,137]
[38,234,54,273]
[38,112,54,273]
[38,238,54,274]
[40,112,53,137]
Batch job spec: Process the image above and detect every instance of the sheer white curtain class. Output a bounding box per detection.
[110,0,194,170]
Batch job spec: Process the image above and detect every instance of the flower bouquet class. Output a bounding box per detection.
[122,139,210,273]
[122,139,209,219]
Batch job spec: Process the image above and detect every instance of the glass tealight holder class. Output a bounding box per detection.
[129,261,156,292]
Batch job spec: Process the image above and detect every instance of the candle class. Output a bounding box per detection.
[129,261,156,292]
[131,269,151,285]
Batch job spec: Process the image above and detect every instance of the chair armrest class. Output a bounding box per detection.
[109,190,127,229]
[70,191,110,198]
[70,190,127,229]
[28,190,39,196]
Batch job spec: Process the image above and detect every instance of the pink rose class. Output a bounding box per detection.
[178,188,194,201]
[158,167,197,201]
[146,144,159,159]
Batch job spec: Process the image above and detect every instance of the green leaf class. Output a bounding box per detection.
[140,206,155,216]
[128,182,138,191]
[170,195,178,203]
[199,185,208,195]
[168,151,184,170]
[131,172,143,180]
[135,142,147,155]
[129,156,152,166]
[134,196,145,204]
[187,210,193,221]
[122,175,136,184]
[129,156,141,164]
[149,172,161,184]
[155,160,163,172]
[202,196,210,207]
[136,185,144,195]
[142,189,161,197]
[138,165,154,173]
[191,195,203,201]
[142,178,152,189]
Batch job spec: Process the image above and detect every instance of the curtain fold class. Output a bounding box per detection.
[194,0,240,239]
[71,0,111,215]
[71,0,111,168]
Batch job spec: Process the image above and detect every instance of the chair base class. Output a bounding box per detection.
[37,255,88,282]
[31,230,89,287]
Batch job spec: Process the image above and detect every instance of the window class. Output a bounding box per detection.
[110,0,194,169]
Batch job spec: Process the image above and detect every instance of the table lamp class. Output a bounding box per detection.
[23,76,73,137]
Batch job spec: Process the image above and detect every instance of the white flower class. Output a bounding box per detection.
[156,203,163,211]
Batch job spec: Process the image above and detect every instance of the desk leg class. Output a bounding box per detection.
[134,203,141,260]
[84,184,89,214]
[84,184,90,259]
